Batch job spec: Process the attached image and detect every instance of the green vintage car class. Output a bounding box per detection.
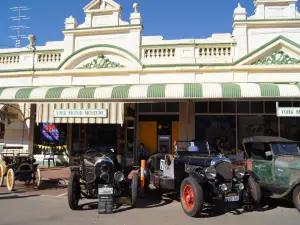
[240,136,300,212]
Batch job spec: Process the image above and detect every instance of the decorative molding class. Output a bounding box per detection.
[76,55,125,69]
[251,50,300,65]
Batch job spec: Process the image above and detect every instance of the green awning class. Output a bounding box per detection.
[0,83,299,102]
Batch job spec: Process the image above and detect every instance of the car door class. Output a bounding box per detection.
[251,143,274,185]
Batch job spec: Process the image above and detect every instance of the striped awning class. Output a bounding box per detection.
[36,103,124,125]
[1,83,300,102]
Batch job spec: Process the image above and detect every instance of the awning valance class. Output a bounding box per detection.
[36,103,124,125]
[0,83,300,102]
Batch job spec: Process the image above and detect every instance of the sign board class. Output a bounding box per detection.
[53,109,107,118]
[276,107,300,117]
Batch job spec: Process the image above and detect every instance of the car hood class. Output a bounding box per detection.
[178,155,216,167]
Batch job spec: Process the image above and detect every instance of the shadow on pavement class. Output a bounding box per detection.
[76,189,173,214]
[38,179,68,190]
[0,194,39,200]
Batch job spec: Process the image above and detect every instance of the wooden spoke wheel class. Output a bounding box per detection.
[6,168,15,192]
[0,164,5,187]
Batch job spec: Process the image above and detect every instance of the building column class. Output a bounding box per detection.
[28,104,36,154]
[179,102,195,141]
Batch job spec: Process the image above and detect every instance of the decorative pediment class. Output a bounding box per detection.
[251,50,300,65]
[76,55,125,69]
[83,0,121,13]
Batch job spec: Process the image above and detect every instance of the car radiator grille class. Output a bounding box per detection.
[216,161,233,180]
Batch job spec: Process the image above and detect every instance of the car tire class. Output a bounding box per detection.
[131,173,139,208]
[131,173,138,208]
[248,175,261,205]
[6,168,15,192]
[68,173,80,210]
[180,176,204,217]
[292,185,300,213]
[0,164,5,187]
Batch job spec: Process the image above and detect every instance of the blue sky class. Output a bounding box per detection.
[0,0,297,48]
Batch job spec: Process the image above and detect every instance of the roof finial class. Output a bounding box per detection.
[133,3,139,13]
[238,2,242,8]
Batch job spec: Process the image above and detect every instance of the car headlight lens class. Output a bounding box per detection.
[234,166,245,179]
[114,171,124,182]
[220,183,228,192]
[205,166,217,180]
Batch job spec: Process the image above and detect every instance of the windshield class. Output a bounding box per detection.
[175,141,209,153]
[271,143,300,156]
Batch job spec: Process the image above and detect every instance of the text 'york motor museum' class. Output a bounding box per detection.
[1,0,300,166]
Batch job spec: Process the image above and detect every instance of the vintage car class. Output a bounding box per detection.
[68,148,139,212]
[239,136,300,212]
[144,140,261,217]
[0,152,41,191]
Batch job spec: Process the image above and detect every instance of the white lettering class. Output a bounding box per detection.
[53,109,107,118]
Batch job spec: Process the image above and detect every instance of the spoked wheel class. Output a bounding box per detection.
[6,169,15,192]
[180,177,204,217]
[0,164,5,187]
[292,185,300,212]
[68,173,80,210]
[33,167,42,189]
[131,173,138,208]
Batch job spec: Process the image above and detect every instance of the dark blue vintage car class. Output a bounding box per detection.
[144,140,261,217]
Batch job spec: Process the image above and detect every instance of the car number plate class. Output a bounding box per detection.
[160,159,165,171]
[225,195,239,202]
[98,187,113,195]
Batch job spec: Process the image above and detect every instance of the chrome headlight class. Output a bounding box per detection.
[114,171,124,182]
[205,166,217,180]
[234,166,245,179]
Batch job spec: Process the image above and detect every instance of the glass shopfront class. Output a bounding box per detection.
[195,101,300,160]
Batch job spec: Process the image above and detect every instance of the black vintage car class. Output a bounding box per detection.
[143,140,261,217]
[0,152,41,191]
[68,148,139,212]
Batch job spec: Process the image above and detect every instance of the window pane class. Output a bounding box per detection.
[279,101,292,107]
[265,101,276,113]
[251,101,264,113]
[195,102,208,113]
[237,102,249,113]
[152,103,165,112]
[223,102,236,113]
[139,103,151,112]
[166,102,179,112]
[209,102,222,113]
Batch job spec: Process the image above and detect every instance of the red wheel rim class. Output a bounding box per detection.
[182,184,195,210]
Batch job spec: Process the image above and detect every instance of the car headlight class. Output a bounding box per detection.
[205,166,217,180]
[234,166,245,179]
[114,171,124,182]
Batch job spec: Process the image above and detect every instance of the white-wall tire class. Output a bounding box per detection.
[6,168,15,192]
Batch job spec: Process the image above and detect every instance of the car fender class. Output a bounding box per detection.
[187,171,205,184]
[245,170,260,182]
[138,167,151,183]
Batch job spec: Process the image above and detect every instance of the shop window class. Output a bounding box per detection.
[152,103,166,112]
[264,101,276,113]
[279,101,292,107]
[223,102,236,113]
[292,101,300,107]
[237,102,249,113]
[195,115,237,158]
[139,103,151,112]
[195,102,208,113]
[251,101,264,114]
[280,117,300,142]
[166,103,179,112]
[209,102,222,113]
